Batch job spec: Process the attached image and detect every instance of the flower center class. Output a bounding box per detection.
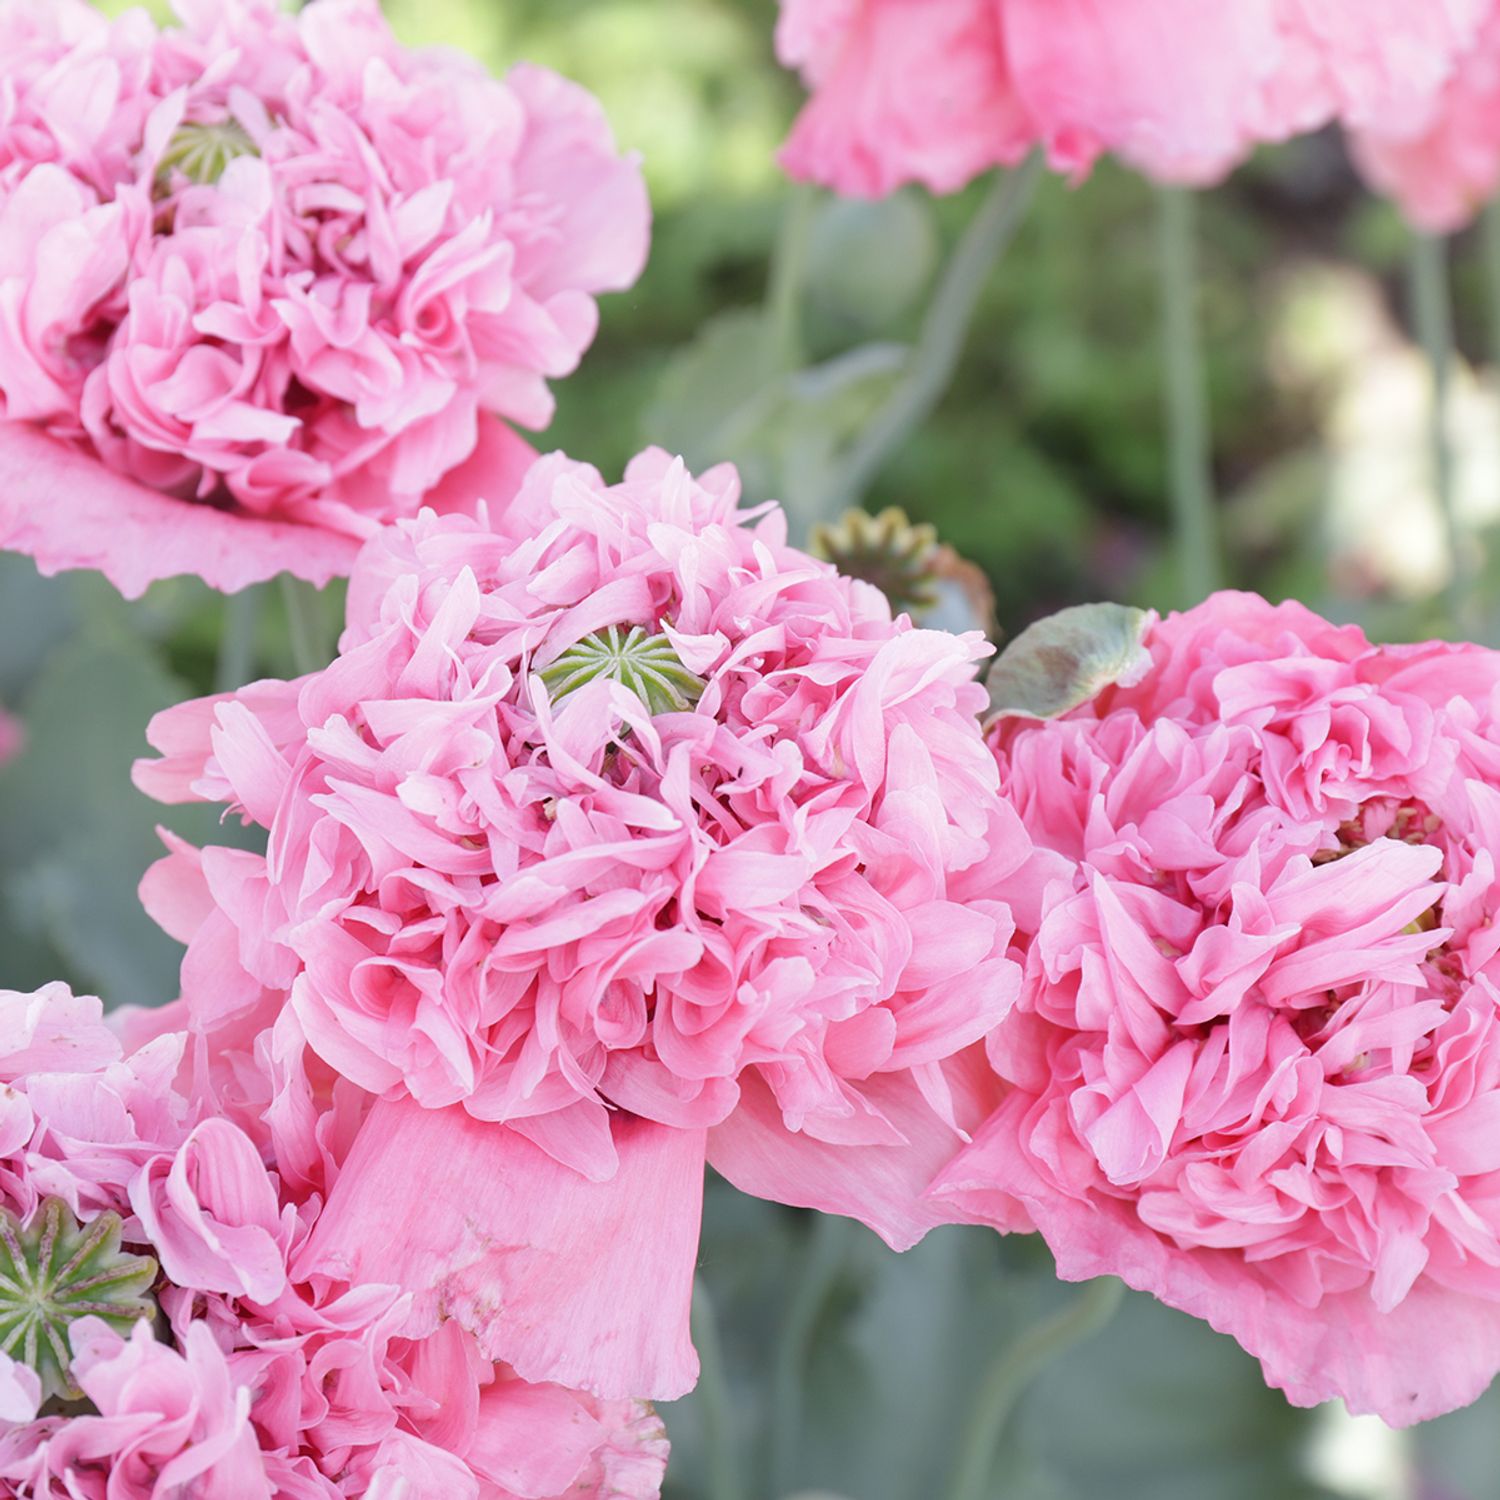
[0,1198,158,1401]
[540,625,706,717]
[157,119,259,187]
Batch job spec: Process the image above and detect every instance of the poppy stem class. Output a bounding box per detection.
[945,1276,1125,1500]
[832,151,1044,510]
[279,576,329,676]
[768,1213,854,1496]
[768,182,817,373]
[1483,198,1500,379]
[691,1282,745,1500]
[1156,185,1222,605]
[215,586,262,694]
[1409,232,1468,632]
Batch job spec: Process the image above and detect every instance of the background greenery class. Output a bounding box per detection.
[14,2,1500,1495]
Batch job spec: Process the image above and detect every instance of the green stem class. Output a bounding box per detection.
[1483,199,1500,380]
[945,1277,1125,1500]
[215,587,261,694]
[691,1283,744,1500]
[279,575,328,676]
[832,152,1045,509]
[768,1214,853,1497]
[1157,186,1221,605]
[768,183,817,372]
[1409,233,1467,631]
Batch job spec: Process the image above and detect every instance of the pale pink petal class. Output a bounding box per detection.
[297,1100,705,1401]
[0,424,357,597]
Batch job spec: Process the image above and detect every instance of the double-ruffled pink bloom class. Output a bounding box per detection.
[776,0,1487,196]
[133,446,1031,1401]
[933,593,1500,1423]
[0,0,646,596]
[0,981,669,1498]
[1350,7,1500,231]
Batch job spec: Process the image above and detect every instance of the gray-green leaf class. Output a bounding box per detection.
[987,602,1154,721]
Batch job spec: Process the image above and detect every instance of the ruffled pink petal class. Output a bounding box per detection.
[130,1117,289,1304]
[296,1099,705,1402]
[1002,0,1281,183]
[0,1357,39,1428]
[420,416,538,524]
[709,1065,994,1251]
[777,0,1033,198]
[0,981,118,1078]
[1349,8,1500,232]
[0,424,358,597]
[465,1380,605,1497]
[932,1111,1500,1424]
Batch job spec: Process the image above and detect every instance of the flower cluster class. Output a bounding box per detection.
[934,594,1500,1423]
[775,0,1487,196]
[0,0,646,595]
[133,446,1029,1398]
[0,981,668,1498]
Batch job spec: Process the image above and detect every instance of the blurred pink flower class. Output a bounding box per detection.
[1350,8,1500,231]
[932,592,1500,1423]
[0,980,670,1498]
[777,0,1487,196]
[0,0,645,596]
[134,446,1029,1398]
[0,707,22,768]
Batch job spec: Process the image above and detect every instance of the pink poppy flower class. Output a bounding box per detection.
[133,446,1030,1399]
[0,0,645,596]
[0,707,22,768]
[776,0,1486,196]
[1349,7,1500,232]
[0,980,670,1498]
[932,592,1500,1423]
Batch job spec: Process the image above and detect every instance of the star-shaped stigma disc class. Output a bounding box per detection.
[0,1198,158,1401]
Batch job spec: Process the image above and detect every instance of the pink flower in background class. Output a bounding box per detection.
[0,980,670,1498]
[932,592,1500,1423]
[0,0,646,596]
[134,446,1029,1400]
[776,0,1487,196]
[0,708,21,768]
[1350,9,1500,232]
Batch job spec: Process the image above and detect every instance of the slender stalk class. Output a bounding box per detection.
[215,586,261,694]
[1483,199,1500,380]
[279,575,327,676]
[691,1283,744,1500]
[1409,233,1467,630]
[768,183,817,373]
[1157,186,1222,604]
[945,1277,1125,1500]
[768,1214,853,1497]
[832,152,1045,509]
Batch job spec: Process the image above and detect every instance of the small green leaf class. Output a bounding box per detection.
[157,119,258,186]
[0,1198,158,1401]
[987,603,1154,721]
[541,625,706,717]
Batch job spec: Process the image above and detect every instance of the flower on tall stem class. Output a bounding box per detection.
[0,0,647,597]
[933,592,1500,1424]
[133,445,1035,1401]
